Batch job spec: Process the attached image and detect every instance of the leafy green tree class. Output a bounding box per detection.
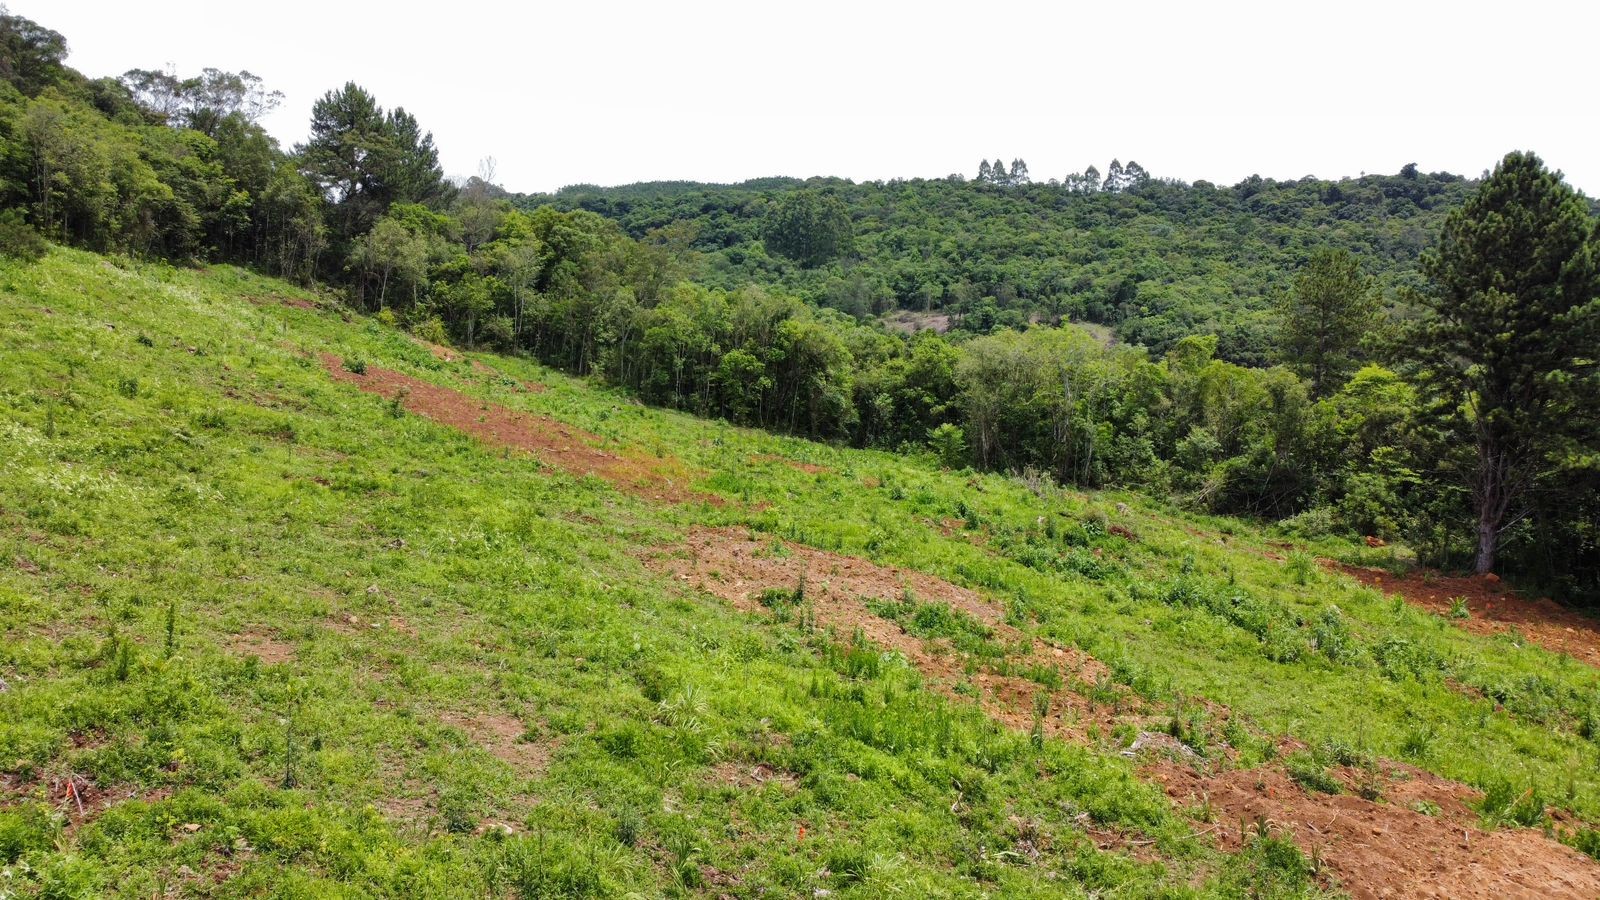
[0,10,66,96]
[1278,247,1380,395]
[1411,151,1600,575]
[761,190,853,268]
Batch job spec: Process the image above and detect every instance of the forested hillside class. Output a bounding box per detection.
[518,164,1477,365]
[0,6,1595,604]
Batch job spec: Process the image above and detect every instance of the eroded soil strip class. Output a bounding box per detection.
[647,526,1108,738]
[322,355,712,504]
[1157,759,1600,900]
[651,526,1600,899]
[1334,563,1600,670]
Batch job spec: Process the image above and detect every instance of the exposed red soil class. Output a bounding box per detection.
[1332,562,1600,670]
[749,454,830,475]
[227,628,297,664]
[645,526,1114,742]
[650,527,1600,897]
[414,338,461,362]
[1154,760,1600,899]
[322,354,714,504]
[0,770,173,830]
[440,712,552,777]
[246,294,317,311]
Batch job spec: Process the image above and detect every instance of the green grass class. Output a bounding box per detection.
[1,247,1596,895]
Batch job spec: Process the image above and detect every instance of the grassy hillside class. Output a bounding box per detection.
[3,248,1599,897]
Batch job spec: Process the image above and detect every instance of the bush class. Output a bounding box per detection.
[0,803,56,863]
[410,315,450,346]
[0,210,47,262]
[1478,778,1545,827]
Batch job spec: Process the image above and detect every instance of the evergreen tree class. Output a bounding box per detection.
[1279,247,1379,396]
[1412,151,1600,575]
[989,158,1008,186]
[1081,165,1100,193]
[977,159,992,183]
[1009,158,1030,185]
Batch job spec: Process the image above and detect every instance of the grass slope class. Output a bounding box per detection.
[1,248,1596,897]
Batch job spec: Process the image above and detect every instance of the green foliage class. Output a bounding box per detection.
[1479,778,1547,827]
[1278,247,1380,395]
[1412,150,1600,578]
[761,189,853,268]
[0,208,47,260]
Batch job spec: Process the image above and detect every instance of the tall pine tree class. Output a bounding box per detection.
[1413,151,1600,575]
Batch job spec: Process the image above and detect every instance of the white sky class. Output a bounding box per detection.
[19,0,1600,195]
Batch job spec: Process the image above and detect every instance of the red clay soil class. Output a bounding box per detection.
[322,354,713,504]
[650,527,1600,897]
[1332,562,1600,670]
[440,711,552,777]
[645,526,1112,738]
[247,294,317,311]
[1155,759,1600,899]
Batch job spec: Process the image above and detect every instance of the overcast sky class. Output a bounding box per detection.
[20,0,1600,195]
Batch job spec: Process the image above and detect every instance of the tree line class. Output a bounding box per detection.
[0,9,1594,602]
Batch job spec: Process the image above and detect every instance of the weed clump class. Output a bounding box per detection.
[1478,778,1546,827]
[1285,751,1342,794]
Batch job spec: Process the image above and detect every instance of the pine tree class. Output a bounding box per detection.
[1279,247,1378,395]
[1412,151,1600,574]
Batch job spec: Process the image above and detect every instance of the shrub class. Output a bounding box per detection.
[0,803,56,863]
[343,357,368,375]
[1566,828,1600,862]
[0,210,47,261]
[1478,778,1545,827]
[1285,551,1314,585]
[410,315,450,345]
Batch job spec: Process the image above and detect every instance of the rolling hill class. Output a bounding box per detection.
[3,248,1600,897]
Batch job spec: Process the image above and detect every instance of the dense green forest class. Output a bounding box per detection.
[517,163,1478,366]
[0,8,1595,603]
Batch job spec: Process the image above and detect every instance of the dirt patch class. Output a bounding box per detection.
[414,338,461,362]
[749,454,830,475]
[441,712,552,777]
[1332,563,1600,669]
[322,355,713,504]
[1,771,174,829]
[1153,760,1600,899]
[653,528,1600,896]
[646,526,1112,739]
[247,294,317,311]
[227,628,296,665]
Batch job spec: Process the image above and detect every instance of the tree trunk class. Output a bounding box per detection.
[1474,517,1497,575]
